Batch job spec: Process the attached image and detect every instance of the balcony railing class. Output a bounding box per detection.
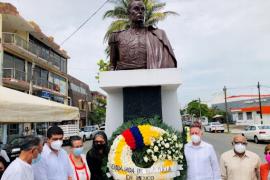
[3,68,26,81]
[2,32,63,70]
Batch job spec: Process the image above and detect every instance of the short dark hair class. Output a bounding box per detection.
[70,136,82,147]
[21,136,41,151]
[47,126,64,139]
[190,121,202,129]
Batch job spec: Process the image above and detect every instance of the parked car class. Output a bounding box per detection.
[1,135,44,161]
[241,125,270,144]
[79,125,99,141]
[99,126,105,131]
[204,122,225,133]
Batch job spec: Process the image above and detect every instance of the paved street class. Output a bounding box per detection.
[203,132,267,161]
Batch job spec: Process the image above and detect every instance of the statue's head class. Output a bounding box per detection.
[128,0,145,24]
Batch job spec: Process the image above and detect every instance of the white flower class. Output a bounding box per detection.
[165,143,170,148]
[152,155,158,162]
[168,150,171,154]
[154,146,159,152]
[168,155,172,160]
[160,136,163,141]
[161,141,165,145]
[147,149,153,154]
[144,156,149,162]
[173,135,177,141]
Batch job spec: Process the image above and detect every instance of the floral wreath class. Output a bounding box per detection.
[107,124,183,179]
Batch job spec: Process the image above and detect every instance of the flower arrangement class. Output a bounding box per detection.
[102,117,187,180]
[143,131,184,165]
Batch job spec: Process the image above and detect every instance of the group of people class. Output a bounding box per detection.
[185,121,270,180]
[0,126,109,180]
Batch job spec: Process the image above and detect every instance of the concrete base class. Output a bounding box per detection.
[99,68,182,138]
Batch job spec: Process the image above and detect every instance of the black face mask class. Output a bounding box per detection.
[94,143,106,150]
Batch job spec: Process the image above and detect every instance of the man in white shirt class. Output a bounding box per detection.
[184,121,221,180]
[33,126,73,180]
[1,136,42,180]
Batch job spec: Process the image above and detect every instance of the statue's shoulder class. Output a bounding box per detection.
[109,29,127,43]
[148,26,166,37]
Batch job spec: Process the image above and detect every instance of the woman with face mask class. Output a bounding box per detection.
[86,131,108,180]
[69,136,90,180]
[260,144,270,180]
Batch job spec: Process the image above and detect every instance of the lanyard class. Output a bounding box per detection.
[69,154,90,180]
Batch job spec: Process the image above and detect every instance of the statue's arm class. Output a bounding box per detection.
[109,33,119,70]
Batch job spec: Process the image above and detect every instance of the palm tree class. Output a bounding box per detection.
[103,0,178,43]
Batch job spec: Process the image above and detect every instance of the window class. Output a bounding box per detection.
[3,52,25,80]
[238,112,243,120]
[246,112,252,120]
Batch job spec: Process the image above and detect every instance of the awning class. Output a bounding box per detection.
[0,86,79,123]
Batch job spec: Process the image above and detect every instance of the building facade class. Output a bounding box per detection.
[0,3,70,140]
[67,75,91,127]
[212,95,270,125]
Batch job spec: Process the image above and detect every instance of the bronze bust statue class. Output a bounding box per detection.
[109,0,177,70]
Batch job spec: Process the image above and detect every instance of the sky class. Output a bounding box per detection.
[3,0,270,108]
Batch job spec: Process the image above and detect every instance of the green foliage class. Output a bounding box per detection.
[183,100,226,121]
[186,100,209,118]
[102,116,187,179]
[88,97,107,125]
[95,59,110,81]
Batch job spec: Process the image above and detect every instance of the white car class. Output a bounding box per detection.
[79,125,99,141]
[204,122,225,133]
[242,125,270,144]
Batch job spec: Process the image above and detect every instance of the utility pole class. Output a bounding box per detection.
[223,86,230,133]
[198,98,202,121]
[257,81,263,124]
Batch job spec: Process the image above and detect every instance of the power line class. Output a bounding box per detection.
[60,0,110,45]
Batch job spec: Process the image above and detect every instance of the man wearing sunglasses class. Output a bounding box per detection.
[220,135,261,180]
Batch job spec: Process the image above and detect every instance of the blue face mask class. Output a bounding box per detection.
[73,147,83,156]
[32,153,41,164]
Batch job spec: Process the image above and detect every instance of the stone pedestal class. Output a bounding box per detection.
[99,68,182,138]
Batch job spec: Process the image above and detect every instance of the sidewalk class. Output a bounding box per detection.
[223,124,246,134]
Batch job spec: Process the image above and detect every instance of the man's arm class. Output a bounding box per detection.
[219,154,227,180]
[209,146,221,180]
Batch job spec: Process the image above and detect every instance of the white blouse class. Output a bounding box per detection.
[69,154,91,180]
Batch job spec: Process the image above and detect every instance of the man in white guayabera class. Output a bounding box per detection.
[33,126,73,180]
[184,121,221,180]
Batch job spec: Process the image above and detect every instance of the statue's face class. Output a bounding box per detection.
[129,1,145,23]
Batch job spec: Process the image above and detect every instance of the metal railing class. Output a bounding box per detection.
[3,68,26,81]
[2,32,63,70]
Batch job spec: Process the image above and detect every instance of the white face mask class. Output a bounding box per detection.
[234,143,246,153]
[191,135,201,144]
[51,140,63,151]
